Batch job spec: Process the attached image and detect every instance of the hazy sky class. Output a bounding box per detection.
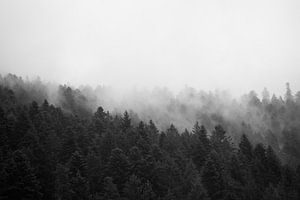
[0,0,299,96]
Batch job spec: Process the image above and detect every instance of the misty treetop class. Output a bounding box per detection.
[1,73,300,200]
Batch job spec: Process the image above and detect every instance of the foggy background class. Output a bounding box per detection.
[0,0,300,97]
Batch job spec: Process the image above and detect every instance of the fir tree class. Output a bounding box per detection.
[266,146,281,185]
[202,151,225,199]
[105,148,130,191]
[238,134,253,163]
[192,123,210,170]
[0,150,42,200]
[102,177,120,200]
[122,111,131,131]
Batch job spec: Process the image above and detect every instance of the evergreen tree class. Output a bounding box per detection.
[59,129,78,163]
[229,155,245,185]
[0,106,9,161]
[187,174,209,200]
[192,122,210,150]
[262,88,270,105]
[210,125,233,159]
[137,121,151,155]
[10,106,31,149]
[102,177,120,200]
[54,164,71,200]
[159,132,166,149]
[68,151,87,177]
[105,148,130,191]
[148,120,159,144]
[163,124,182,153]
[266,146,281,185]
[285,82,293,102]
[252,143,268,194]
[122,111,131,131]
[238,134,253,163]
[69,171,90,200]
[42,99,49,111]
[93,106,109,135]
[262,184,280,200]
[202,151,225,199]
[150,144,163,162]
[86,151,102,195]
[161,190,176,200]
[192,123,210,170]
[0,150,42,200]
[123,174,156,200]
[278,166,298,200]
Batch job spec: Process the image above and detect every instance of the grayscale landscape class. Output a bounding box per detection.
[0,1,300,200]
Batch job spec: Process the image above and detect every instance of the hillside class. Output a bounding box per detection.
[0,74,300,199]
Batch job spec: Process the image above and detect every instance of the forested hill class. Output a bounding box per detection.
[0,73,300,199]
[1,73,300,163]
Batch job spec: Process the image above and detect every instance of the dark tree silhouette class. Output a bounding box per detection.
[0,75,299,200]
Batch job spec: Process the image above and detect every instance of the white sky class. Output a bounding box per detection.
[0,0,299,96]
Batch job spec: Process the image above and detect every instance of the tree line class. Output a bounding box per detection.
[0,83,300,200]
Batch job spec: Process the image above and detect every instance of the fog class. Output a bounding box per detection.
[1,73,299,148]
[0,0,300,97]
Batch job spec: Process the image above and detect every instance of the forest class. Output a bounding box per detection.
[0,73,300,200]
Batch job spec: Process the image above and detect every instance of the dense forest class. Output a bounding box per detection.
[0,73,300,200]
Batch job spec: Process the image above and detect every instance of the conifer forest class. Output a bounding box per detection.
[1,0,300,199]
[0,74,300,200]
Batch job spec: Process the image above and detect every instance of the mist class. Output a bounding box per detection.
[0,73,297,147]
[2,1,300,199]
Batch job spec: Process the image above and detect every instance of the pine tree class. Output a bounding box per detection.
[150,144,163,162]
[123,174,156,200]
[54,164,71,200]
[252,143,268,193]
[122,173,141,198]
[210,125,233,159]
[100,130,115,162]
[11,106,31,149]
[192,123,210,170]
[163,124,182,153]
[42,99,49,111]
[105,148,130,191]
[102,177,120,200]
[140,181,157,200]
[93,106,108,135]
[229,155,245,185]
[187,174,210,200]
[0,106,8,160]
[29,101,39,120]
[202,151,225,199]
[122,111,131,131]
[285,82,293,102]
[59,129,78,163]
[262,184,280,200]
[68,151,87,177]
[238,134,253,162]
[266,146,281,185]
[262,87,270,105]
[159,132,166,149]
[128,146,146,179]
[69,171,90,200]
[161,190,176,200]
[278,166,298,200]
[0,150,42,200]
[137,121,151,155]
[192,122,210,149]
[148,120,159,144]
[86,151,102,195]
